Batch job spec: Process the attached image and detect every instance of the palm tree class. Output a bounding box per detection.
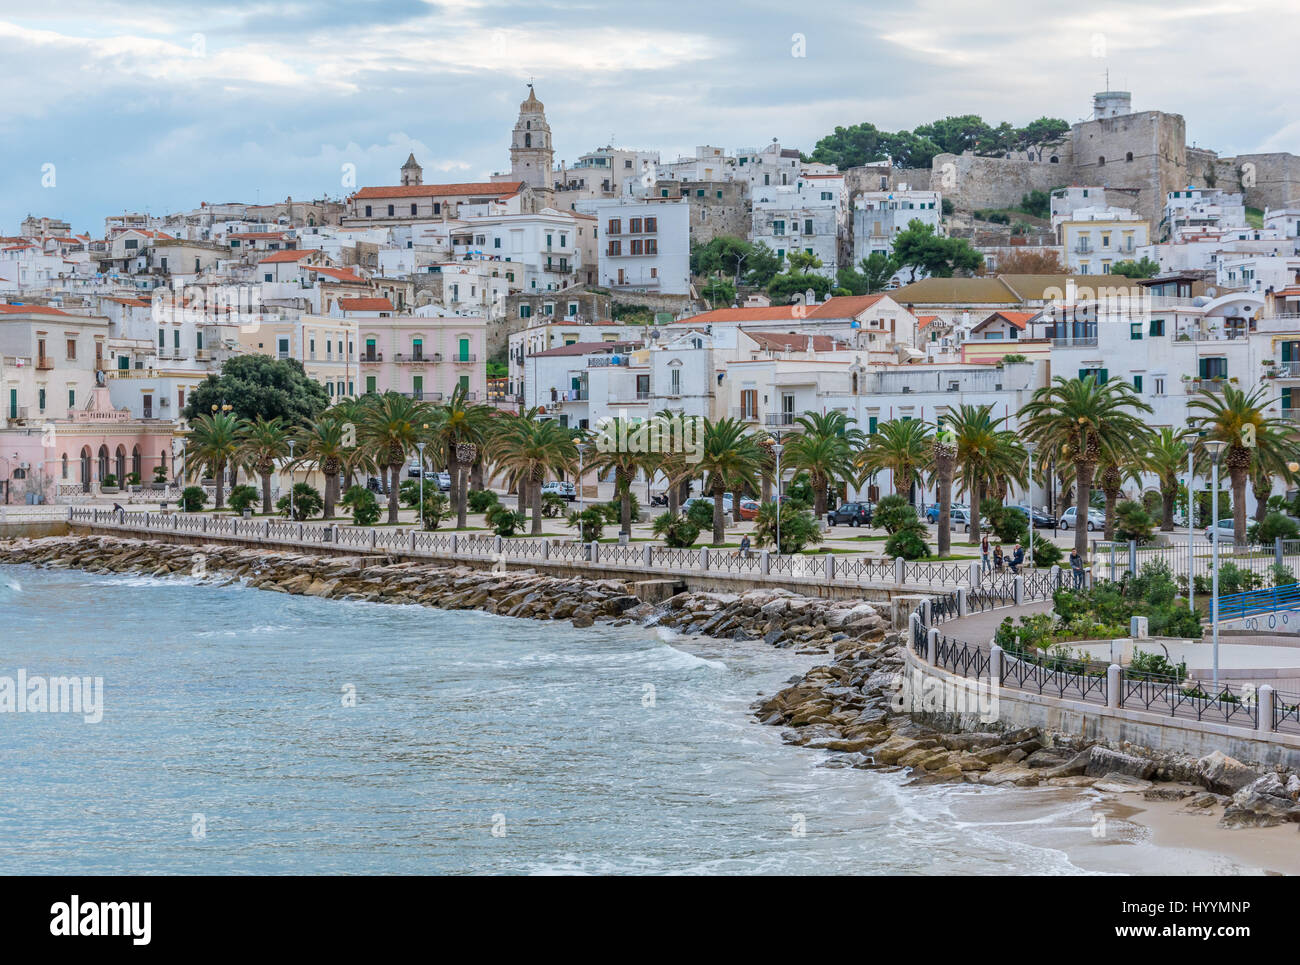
[298,415,348,519]
[1139,427,1189,532]
[695,418,763,546]
[493,416,577,535]
[1189,384,1296,542]
[1098,458,1141,540]
[236,416,292,514]
[858,418,931,505]
[359,392,429,523]
[1020,375,1153,557]
[947,404,1021,545]
[429,385,490,528]
[188,413,244,510]
[932,424,957,556]
[586,417,659,537]
[329,396,371,492]
[784,411,863,518]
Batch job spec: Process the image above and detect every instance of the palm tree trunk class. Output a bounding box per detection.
[531,477,544,535]
[812,472,827,518]
[1104,492,1118,541]
[388,464,400,523]
[323,475,336,520]
[1231,468,1248,545]
[516,473,528,513]
[1161,485,1175,531]
[215,458,226,509]
[712,490,724,546]
[456,465,469,528]
[261,471,272,515]
[970,481,986,545]
[620,487,631,537]
[471,458,484,490]
[668,478,680,515]
[937,468,952,557]
[1074,462,1094,558]
[1254,481,1270,524]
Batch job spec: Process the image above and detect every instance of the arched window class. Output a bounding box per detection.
[526,121,531,130]
[1049,155,1059,164]
[132,445,141,478]
[80,447,92,492]
[1098,156,1106,167]
[97,445,109,480]
[114,445,126,482]
[851,372,859,394]
[61,453,68,479]
[1126,151,1133,162]
[524,133,531,148]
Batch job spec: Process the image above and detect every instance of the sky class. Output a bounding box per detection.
[3,0,1299,235]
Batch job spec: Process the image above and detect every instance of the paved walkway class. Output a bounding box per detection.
[938,599,1053,646]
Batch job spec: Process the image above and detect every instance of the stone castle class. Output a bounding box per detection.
[855,90,1300,226]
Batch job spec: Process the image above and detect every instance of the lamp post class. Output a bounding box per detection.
[416,441,427,529]
[1025,441,1037,569]
[1187,441,1196,613]
[1204,438,1226,689]
[577,443,586,515]
[287,439,296,521]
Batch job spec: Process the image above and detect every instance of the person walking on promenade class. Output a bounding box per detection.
[1070,548,1085,589]
[981,534,990,573]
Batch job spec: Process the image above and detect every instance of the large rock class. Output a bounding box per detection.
[1196,750,1260,796]
[1084,746,1156,780]
[1219,773,1300,828]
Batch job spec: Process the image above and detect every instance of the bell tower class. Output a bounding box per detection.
[510,84,554,205]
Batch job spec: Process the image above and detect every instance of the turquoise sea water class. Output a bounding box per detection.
[0,563,1257,875]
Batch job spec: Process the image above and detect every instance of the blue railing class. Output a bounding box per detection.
[1218,582,1300,621]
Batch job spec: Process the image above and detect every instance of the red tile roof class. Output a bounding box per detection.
[744,330,848,352]
[353,182,525,200]
[308,266,367,283]
[0,303,74,316]
[916,314,940,329]
[338,297,394,312]
[976,310,1037,330]
[805,294,887,318]
[259,249,317,264]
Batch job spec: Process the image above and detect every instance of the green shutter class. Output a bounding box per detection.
[1133,375,1142,392]
[868,416,878,433]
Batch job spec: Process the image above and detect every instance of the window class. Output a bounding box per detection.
[1133,375,1143,392]
[366,376,376,393]
[158,328,165,347]
[1079,367,1108,383]
[670,368,681,395]
[66,338,76,359]
[1149,318,1165,336]
[433,203,441,215]
[607,241,621,256]
[740,388,757,419]
[630,239,643,255]
[1199,357,1228,380]
[1153,376,1165,396]
[607,219,621,234]
[410,204,417,215]
[804,219,813,235]
[773,220,785,236]
[173,329,180,350]
[494,237,501,248]
[387,204,394,216]
[629,218,642,233]
[365,205,372,217]
[38,388,45,411]
[520,305,532,318]
[69,388,76,408]
[820,191,832,201]
[645,239,658,255]
[644,217,656,232]
[1130,323,1143,340]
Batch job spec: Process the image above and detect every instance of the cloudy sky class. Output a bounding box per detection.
[3,0,1298,234]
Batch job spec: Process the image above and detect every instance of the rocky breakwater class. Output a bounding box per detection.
[0,534,892,650]
[754,625,1300,830]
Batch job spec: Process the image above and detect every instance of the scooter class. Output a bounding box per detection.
[649,491,669,508]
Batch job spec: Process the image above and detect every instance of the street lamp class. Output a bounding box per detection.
[1025,441,1037,569]
[1204,438,1227,689]
[416,441,427,528]
[577,443,586,515]
[287,439,296,521]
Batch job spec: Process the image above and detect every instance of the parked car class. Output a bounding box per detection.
[1058,506,1106,531]
[541,480,576,501]
[736,498,761,521]
[683,494,734,515]
[925,502,967,523]
[949,507,973,531]
[1205,518,1237,541]
[1008,505,1056,528]
[407,461,424,478]
[826,501,873,527]
[432,471,451,492]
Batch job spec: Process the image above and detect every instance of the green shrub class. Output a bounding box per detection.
[599,493,641,525]
[885,518,930,560]
[540,492,567,518]
[981,499,1028,545]
[1251,511,1299,544]
[341,485,381,526]
[754,502,824,554]
[490,508,526,537]
[1128,649,1188,680]
[228,484,260,513]
[1029,539,1063,568]
[686,499,716,531]
[874,494,917,534]
[1216,561,1264,595]
[101,474,118,488]
[567,507,605,542]
[153,466,169,483]
[421,491,450,530]
[785,474,814,510]
[1114,500,1155,544]
[180,486,208,512]
[652,511,700,548]
[467,489,500,513]
[1272,563,1296,588]
[277,483,322,520]
[125,472,141,486]
[399,479,423,507]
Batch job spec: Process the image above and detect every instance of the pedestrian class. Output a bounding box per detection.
[1070,548,1084,589]
[1009,541,1025,575]
[739,534,751,559]
[981,534,990,573]
[993,544,1004,572]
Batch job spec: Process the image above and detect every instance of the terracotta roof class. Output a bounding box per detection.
[353,182,525,200]
[744,330,848,352]
[259,249,317,264]
[975,310,1037,331]
[805,294,887,318]
[0,303,74,316]
[916,314,941,329]
[338,297,394,312]
[671,306,801,324]
[531,340,641,358]
[308,266,367,283]
[106,297,151,308]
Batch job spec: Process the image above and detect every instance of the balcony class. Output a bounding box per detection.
[400,391,444,401]
[543,262,572,273]
[1273,361,1300,379]
[1283,408,1299,422]
[765,413,798,427]
[731,407,760,422]
[394,352,441,364]
[452,353,477,364]
[1050,336,1099,348]
[1187,378,1230,393]
[196,349,212,361]
[360,353,383,364]
[36,356,53,370]
[6,406,30,424]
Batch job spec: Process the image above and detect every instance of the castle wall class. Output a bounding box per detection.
[1070,110,1186,224]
